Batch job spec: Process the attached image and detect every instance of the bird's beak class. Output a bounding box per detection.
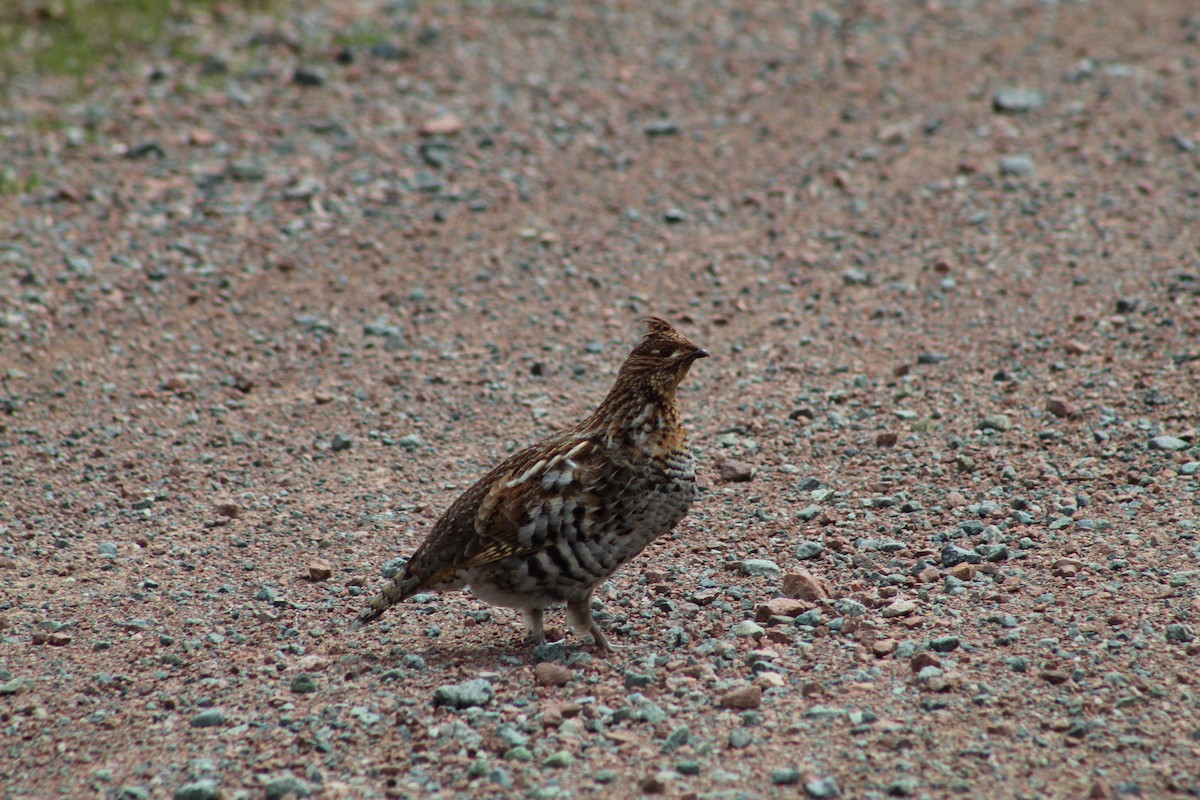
[690,348,710,360]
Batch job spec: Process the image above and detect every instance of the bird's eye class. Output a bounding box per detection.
[656,345,674,357]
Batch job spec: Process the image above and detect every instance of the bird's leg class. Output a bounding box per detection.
[567,595,619,654]
[523,607,547,646]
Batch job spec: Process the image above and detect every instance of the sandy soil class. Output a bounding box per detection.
[2,1,1199,798]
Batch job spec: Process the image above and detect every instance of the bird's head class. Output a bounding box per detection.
[620,317,709,395]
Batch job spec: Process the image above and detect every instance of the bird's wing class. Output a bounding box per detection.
[456,434,637,568]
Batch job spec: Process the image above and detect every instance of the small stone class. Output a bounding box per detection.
[330,434,352,451]
[661,725,690,753]
[1039,669,1070,685]
[930,636,960,653]
[947,562,976,581]
[1046,397,1076,418]
[783,569,829,601]
[624,670,656,689]
[290,674,317,694]
[728,728,753,748]
[643,120,680,137]
[976,543,1009,562]
[732,620,765,639]
[292,67,325,86]
[542,751,575,768]
[999,155,1035,177]
[380,557,408,578]
[214,502,240,519]
[1052,558,1084,577]
[978,414,1012,432]
[911,652,942,672]
[98,541,118,557]
[793,540,825,560]
[756,598,812,622]
[740,559,781,578]
[307,559,333,582]
[993,86,1046,113]
[757,671,786,688]
[422,114,464,135]
[1149,435,1189,451]
[881,599,917,618]
[189,709,225,728]
[719,460,755,482]
[1166,624,1196,643]
[174,780,221,800]
[263,773,316,799]
[47,632,72,646]
[718,685,762,709]
[534,662,573,687]
[531,642,566,663]
[0,677,35,695]
[796,505,822,521]
[941,544,981,567]
[872,638,898,657]
[771,768,802,785]
[433,677,494,708]
[805,776,841,798]
[875,432,899,447]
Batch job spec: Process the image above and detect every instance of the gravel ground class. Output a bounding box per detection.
[2,1,1199,798]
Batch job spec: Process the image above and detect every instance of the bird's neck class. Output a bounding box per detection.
[586,380,682,446]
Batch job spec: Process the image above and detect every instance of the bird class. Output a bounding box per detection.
[354,317,708,653]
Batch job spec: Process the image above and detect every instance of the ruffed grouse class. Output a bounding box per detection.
[355,317,707,652]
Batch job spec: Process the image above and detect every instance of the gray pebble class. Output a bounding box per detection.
[729,728,753,748]
[661,725,690,753]
[941,544,981,567]
[290,674,317,694]
[999,154,1036,177]
[434,677,494,708]
[733,620,765,638]
[993,86,1046,113]
[930,636,960,653]
[330,434,352,452]
[740,559,781,578]
[805,776,841,798]
[794,609,824,627]
[174,781,221,800]
[794,540,824,559]
[978,414,1013,432]
[623,670,655,689]
[644,120,680,137]
[98,541,118,557]
[772,767,802,785]
[263,773,316,799]
[189,709,226,728]
[532,642,565,663]
[1149,435,1189,451]
[975,543,1009,562]
[833,599,867,617]
[1165,624,1195,643]
[381,557,408,578]
[795,506,822,523]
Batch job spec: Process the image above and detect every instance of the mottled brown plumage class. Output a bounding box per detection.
[354,317,707,652]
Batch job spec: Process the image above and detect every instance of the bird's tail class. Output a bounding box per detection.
[351,576,413,630]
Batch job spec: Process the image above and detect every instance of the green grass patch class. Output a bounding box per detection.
[0,0,271,82]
